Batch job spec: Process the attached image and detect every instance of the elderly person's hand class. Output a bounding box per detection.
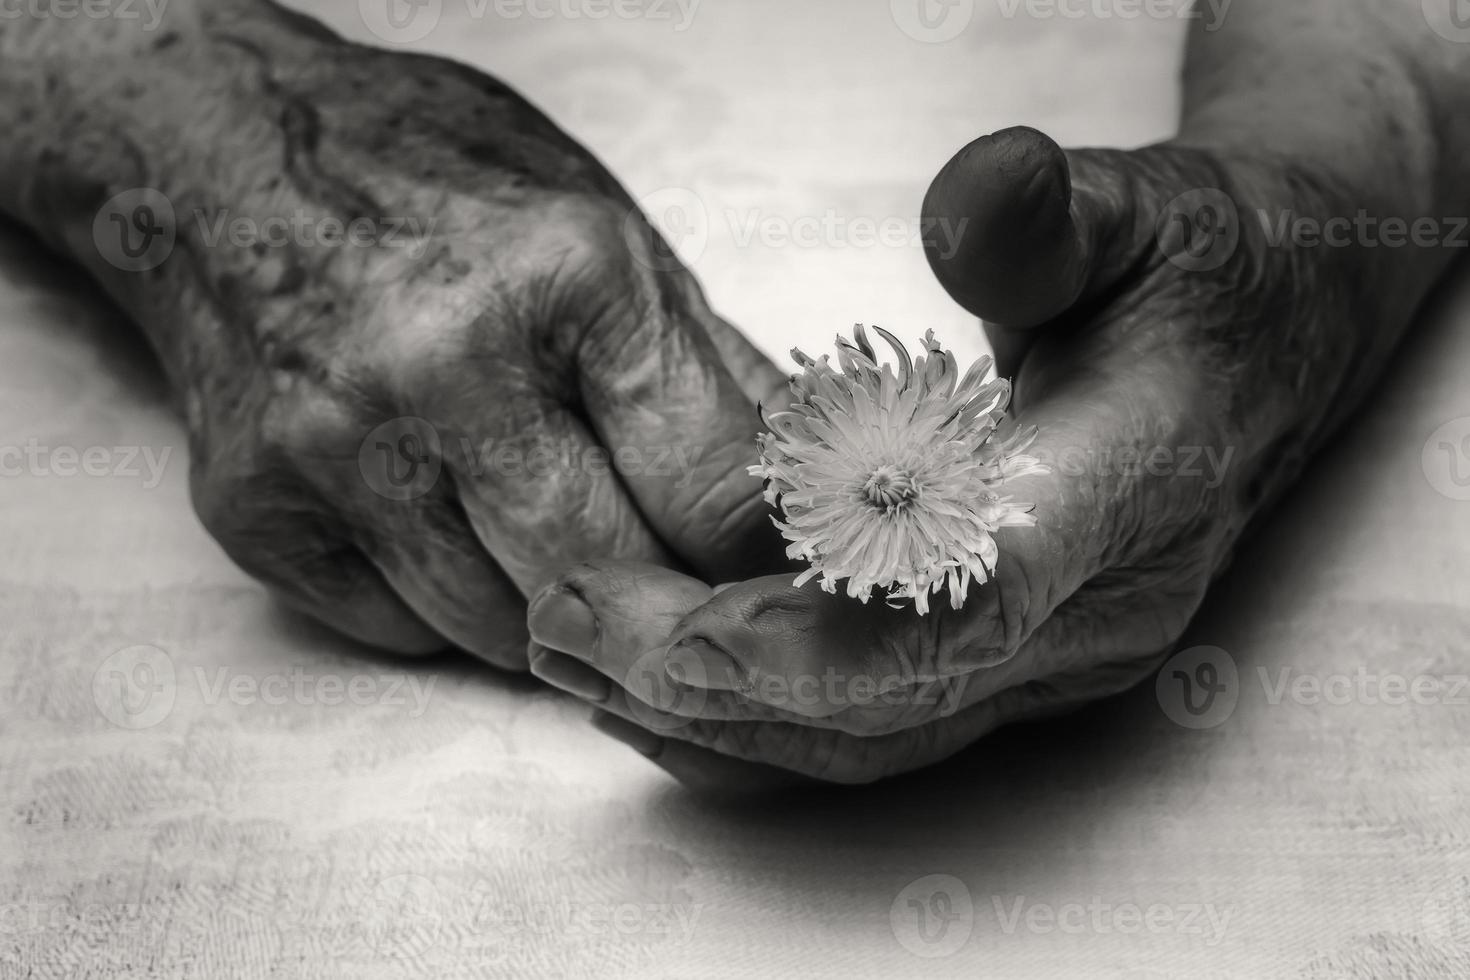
[0,0,786,668]
[526,100,1466,786]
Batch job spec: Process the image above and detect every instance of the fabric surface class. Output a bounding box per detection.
[2,2,1468,977]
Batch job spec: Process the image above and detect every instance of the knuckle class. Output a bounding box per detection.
[190,457,337,585]
[260,384,371,465]
[551,561,614,597]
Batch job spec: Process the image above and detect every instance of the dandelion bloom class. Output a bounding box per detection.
[749,325,1047,614]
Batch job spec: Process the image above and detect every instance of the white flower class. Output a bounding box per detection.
[749,325,1047,614]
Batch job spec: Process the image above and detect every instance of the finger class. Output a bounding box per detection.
[587,221,791,582]
[285,413,533,670]
[582,667,1025,785]
[528,558,1168,738]
[526,562,714,661]
[527,570,1150,784]
[525,561,711,710]
[361,493,533,671]
[526,565,825,726]
[433,391,680,596]
[922,128,1156,366]
[692,308,790,411]
[272,551,448,656]
[662,572,1025,718]
[190,465,446,657]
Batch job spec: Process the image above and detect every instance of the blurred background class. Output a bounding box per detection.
[295,0,1185,368]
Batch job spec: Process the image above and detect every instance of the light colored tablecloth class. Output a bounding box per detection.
[3,2,1468,977]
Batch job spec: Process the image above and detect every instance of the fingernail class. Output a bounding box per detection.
[591,711,664,758]
[665,638,745,692]
[530,647,610,703]
[528,587,598,657]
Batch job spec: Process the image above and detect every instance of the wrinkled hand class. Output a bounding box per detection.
[0,11,788,668]
[526,127,1396,786]
[183,46,797,668]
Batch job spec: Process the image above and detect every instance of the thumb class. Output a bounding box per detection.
[922,127,1153,362]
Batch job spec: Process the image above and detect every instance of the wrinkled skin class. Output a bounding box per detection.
[0,4,789,668]
[6,1,1459,787]
[526,128,1440,788]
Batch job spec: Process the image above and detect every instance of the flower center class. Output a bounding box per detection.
[863,465,918,511]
